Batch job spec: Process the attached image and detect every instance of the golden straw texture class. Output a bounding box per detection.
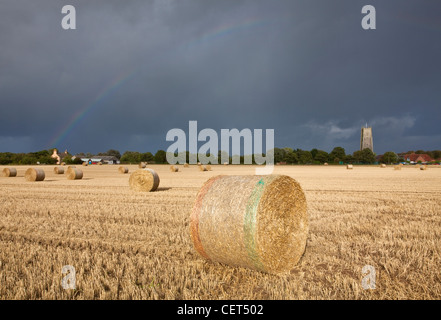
[190,175,308,274]
[2,168,17,177]
[129,169,160,192]
[119,166,129,174]
[67,168,83,180]
[54,167,64,174]
[24,168,45,181]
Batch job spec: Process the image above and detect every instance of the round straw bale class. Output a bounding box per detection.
[2,168,17,177]
[206,165,212,171]
[420,165,428,170]
[61,162,66,166]
[190,175,308,274]
[25,168,45,181]
[199,165,207,172]
[184,163,189,168]
[129,169,160,192]
[224,162,228,166]
[67,168,83,180]
[380,164,387,168]
[170,165,179,172]
[346,164,353,170]
[67,165,76,169]
[324,163,328,166]
[118,166,129,174]
[139,162,146,168]
[53,166,64,174]
[394,165,401,170]
[82,162,88,166]
[98,162,103,165]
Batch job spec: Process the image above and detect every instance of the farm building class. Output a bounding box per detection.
[79,155,120,165]
[403,153,433,164]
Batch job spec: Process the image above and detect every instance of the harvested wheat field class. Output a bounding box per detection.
[0,164,440,300]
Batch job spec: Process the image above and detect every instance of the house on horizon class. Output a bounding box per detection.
[403,153,433,164]
[76,155,120,165]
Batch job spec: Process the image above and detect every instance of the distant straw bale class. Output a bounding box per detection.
[82,162,88,166]
[380,164,387,168]
[2,168,17,177]
[420,165,428,170]
[170,165,179,172]
[25,168,45,181]
[205,165,212,171]
[394,165,401,170]
[118,166,129,174]
[324,163,328,166]
[346,164,353,170]
[53,167,64,174]
[67,168,83,180]
[199,165,208,172]
[184,163,189,168]
[139,162,146,168]
[190,175,308,274]
[129,169,160,192]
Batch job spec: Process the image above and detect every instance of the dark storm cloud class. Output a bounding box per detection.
[0,0,440,155]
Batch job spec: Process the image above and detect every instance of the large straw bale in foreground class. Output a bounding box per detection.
[67,168,83,180]
[54,166,64,174]
[190,175,308,274]
[118,166,129,174]
[2,168,17,177]
[129,169,160,192]
[25,168,45,181]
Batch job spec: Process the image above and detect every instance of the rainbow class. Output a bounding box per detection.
[47,16,270,149]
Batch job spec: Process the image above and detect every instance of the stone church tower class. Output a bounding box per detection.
[360,125,373,152]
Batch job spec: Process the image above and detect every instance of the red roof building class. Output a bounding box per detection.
[404,153,433,163]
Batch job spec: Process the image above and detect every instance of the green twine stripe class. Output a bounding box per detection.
[244,178,266,272]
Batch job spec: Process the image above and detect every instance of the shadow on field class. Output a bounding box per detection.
[156,187,171,192]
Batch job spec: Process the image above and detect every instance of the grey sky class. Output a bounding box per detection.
[1,0,440,155]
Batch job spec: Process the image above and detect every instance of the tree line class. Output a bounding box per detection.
[1,148,440,165]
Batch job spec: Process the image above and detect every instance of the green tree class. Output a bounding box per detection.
[382,151,398,164]
[98,149,121,159]
[298,150,313,164]
[140,152,154,163]
[361,148,376,164]
[154,150,167,164]
[353,150,362,163]
[314,150,329,163]
[329,147,346,163]
[120,151,142,164]
[284,151,298,164]
[273,148,286,163]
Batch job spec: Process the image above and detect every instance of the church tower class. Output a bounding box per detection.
[360,125,373,152]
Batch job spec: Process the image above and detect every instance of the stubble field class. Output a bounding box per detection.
[0,164,440,300]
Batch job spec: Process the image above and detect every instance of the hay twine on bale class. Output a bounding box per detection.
[346,164,353,170]
[25,168,45,181]
[170,165,179,172]
[118,166,129,174]
[190,174,308,274]
[129,168,160,192]
[66,168,83,180]
[2,168,17,177]
[54,166,64,174]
